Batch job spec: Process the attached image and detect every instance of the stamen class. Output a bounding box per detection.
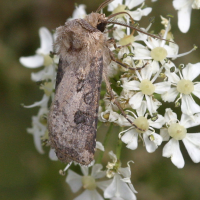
[59,161,72,175]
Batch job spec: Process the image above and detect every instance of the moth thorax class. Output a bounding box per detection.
[85,13,107,32]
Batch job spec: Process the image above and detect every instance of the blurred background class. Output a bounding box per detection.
[1,0,200,199]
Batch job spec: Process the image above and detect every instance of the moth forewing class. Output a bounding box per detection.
[48,12,111,165]
[48,0,159,165]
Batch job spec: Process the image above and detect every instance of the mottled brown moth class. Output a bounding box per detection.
[48,0,161,165]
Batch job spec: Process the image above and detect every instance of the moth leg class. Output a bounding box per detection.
[109,51,148,71]
[102,70,143,131]
[104,27,117,34]
[107,38,131,50]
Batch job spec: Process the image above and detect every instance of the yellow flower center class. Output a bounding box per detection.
[168,123,187,140]
[40,82,54,96]
[150,47,167,61]
[119,34,135,46]
[177,79,194,94]
[82,176,97,190]
[43,54,53,66]
[112,4,126,18]
[140,79,155,95]
[134,116,149,133]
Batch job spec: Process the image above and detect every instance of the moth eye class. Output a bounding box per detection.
[97,22,107,32]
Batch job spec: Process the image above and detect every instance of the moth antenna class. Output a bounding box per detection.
[108,17,174,43]
[96,0,114,13]
[107,11,135,24]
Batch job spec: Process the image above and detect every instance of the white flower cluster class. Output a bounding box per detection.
[19,0,200,199]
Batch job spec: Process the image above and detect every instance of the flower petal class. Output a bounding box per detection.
[180,113,200,128]
[161,87,179,102]
[66,169,82,193]
[181,94,200,115]
[19,55,44,68]
[97,180,112,191]
[24,94,49,108]
[75,190,103,200]
[71,4,86,19]
[122,80,140,91]
[164,108,178,123]
[81,166,89,176]
[193,83,200,98]
[104,174,136,200]
[107,0,123,11]
[91,164,106,179]
[140,64,152,80]
[182,63,200,81]
[183,133,200,163]
[143,131,160,153]
[128,7,152,21]
[49,148,58,161]
[129,92,143,109]
[36,27,53,55]
[121,129,138,150]
[154,82,171,94]
[177,4,192,33]
[118,166,132,180]
[160,128,170,141]
[148,114,165,129]
[165,70,180,84]
[96,141,104,151]
[162,138,185,168]
[136,101,147,117]
[146,95,161,116]
[126,0,144,9]
[30,124,44,154]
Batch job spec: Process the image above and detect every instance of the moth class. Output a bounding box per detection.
[48,0,160,165]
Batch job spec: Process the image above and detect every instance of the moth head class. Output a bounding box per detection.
[85,13,108,32]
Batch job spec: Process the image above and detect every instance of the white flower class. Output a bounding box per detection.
[162,62,200,116]
[96,141,105,151]
[23,94,49,108]
[122,64,171,116]
[132,18,195,63]
[108,0,151,21]
[161,108,200,168]
[173,0,200,33]
[19,27,54,68]
[68,4,87,20]
[49,148,58,161]
[31,64,56,82]
[127,5,152,21]
[108,0,145,12]
[66,164,111,200]
[104,174,137,200]
[27,107,49,154]
[120,101,164,152]
[104,151,137,200]
[192,0,200,8]
[20,27,57,155]
[99,106,120,123]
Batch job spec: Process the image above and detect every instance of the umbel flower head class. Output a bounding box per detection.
[66,164,111,200]
[19,0,200,199]
[120,101,165,153]
[161,108,200,168]
[162,63,200,116]
[104,151,137,200]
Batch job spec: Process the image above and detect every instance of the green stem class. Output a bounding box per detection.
[96,123,113,164]
[116,138,123,160]
[116,127,124,160]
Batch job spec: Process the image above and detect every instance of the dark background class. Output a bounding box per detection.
[1,0,200,199]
